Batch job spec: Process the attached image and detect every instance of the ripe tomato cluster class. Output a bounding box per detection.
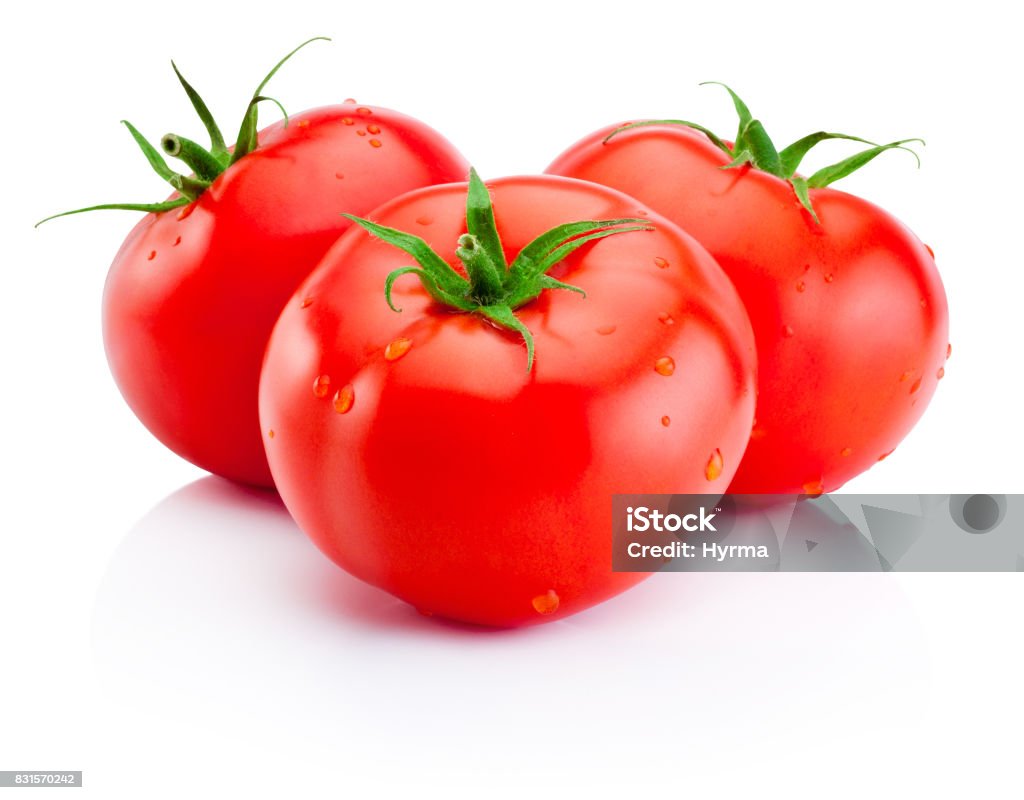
[45,45,947,626]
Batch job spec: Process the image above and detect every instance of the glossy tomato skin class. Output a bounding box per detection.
[548,125,949,494]
[260,176,756,626]
[103,104,469,487]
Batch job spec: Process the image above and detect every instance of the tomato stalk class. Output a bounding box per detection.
[343,169,653,370]
[604,82,923,223]
[159,134,226,181]
[35,37,329,227]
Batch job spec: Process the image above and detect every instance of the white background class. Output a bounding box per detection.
[2,1,1022,797]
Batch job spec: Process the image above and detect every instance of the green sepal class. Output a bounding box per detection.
[538,275,587,296]
[778,132,878,178]
[383,266,474,313]
[699,81,752,144]
[35,197,190,228]
[478,304,536,371]
[170,60,228,159]
[807,139,924,188]
[702,82,783,175]
[738,119,782,176]
[384,267,428,312]
[465,168,508,271]
[788,176,819,223]
[341,213,471,300]
[505,222,652,307]
[604,119,733,156]
[721,148,752,169]
[508,218,652,287]
[232,96,291,165]
[230,37,329,165]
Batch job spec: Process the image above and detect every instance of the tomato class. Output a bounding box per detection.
[547,87,949,495]
[43,40,469,487]
[259,171,756,626]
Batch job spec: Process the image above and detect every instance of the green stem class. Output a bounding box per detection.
[160,134,226,181]
[456,234,504,305]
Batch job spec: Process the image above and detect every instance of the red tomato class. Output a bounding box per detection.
[548,109,949,495]
[260,173,756,626]
[45,41,469,487]
[103,105,468,486]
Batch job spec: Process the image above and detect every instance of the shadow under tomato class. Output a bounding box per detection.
[91,475,929,769]
[94,475,564,638]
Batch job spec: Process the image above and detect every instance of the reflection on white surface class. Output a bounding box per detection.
[92,477,929,787]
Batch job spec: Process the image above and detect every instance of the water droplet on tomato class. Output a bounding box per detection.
[925,243,935,258]
[369,138,382,148]
[653,256,669,269]
[802,479,825,497]
[357,107,372,115]
[824,273,834,283]
[796,280,806,293]
[341,117,354,126]
[899,371,912,382]
[946,343,952,359]
[333,384,355,414]
[910,378,922,394]
[654,356,675,376]
[176,204,194,220]
[803,263,812,272]
[840,447,852,457]
[300,297,314,309]
[147,250,156,261]
[937,367,945,380]
[356,129,367,136]
[657,312,674,325]
[344,98,357,104]
[313,374,331,398]
[705,449,724,481]
[335,172,345,180]
[661,416,671,427]
[415,216,433,226]
[172,236,181,247]
[920,297,928,308]
[297,119,310,128]
[267,429,275,439]
[782,324,794,338]
[384,338,413,362]
[878,448,896,462]
[595,324,617,335]
[367,124,381,134]
[749,426,767,440]
[532,590,560,615]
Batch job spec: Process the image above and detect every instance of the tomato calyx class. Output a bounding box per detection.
[35,37,329,227]
[343,169,653,370]
[603,82,924,223]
